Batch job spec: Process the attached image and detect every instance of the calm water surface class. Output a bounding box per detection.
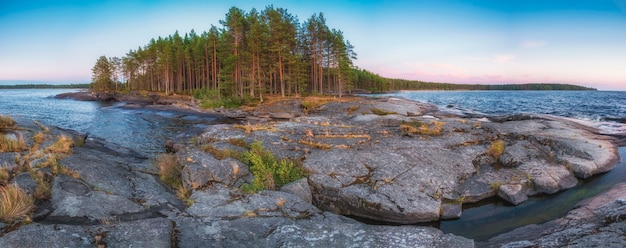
[0,89,218,156]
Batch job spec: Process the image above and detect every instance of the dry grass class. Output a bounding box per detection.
[347,106,360,115]
[0,184,34,222]
[316,132,371,139]
[154,153,193,205]
[0,134,27,152]
[298,139,333,150]
[226,138,249,148]
[155,154,181,189]
[487,140,506,161]
[30,132,46,152]
[0,115,16,130]
[0,167,9,185]
[45,135,74,154]
[32,172,52,201]
[202,145,242,160]
[401,121,444,136]
[33,121,50,134]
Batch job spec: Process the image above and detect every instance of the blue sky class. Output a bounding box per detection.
[1,0,625,90]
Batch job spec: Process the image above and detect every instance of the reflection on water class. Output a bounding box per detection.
[0,89,220,156]
[440,147,626,241]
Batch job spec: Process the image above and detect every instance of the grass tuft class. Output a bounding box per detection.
[298,139,333,150]
[0,115,16,130]
[202,145,243,160]
[241,141,307,193]
[45,135,74,154]
[0,134,27,152]
[155,154,181,189]
[400,121,444,136]
[0,167,9,186]
[0,184,34,222]
[487,140,506,161]
[371,108,397,116]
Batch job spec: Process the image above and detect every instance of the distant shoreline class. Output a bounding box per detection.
[0,84,90,89]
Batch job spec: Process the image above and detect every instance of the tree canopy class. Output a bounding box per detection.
[92,6,357,100]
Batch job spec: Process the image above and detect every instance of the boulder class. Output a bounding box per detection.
[49,175,145,222]
[497,184,529,205]
[441,203,463,220]
[179,149,250,189]
[280,177,313,204]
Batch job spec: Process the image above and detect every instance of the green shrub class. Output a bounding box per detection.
[371,108,397,116]
[241,141,307,193]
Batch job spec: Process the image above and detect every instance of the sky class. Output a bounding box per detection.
[1,0,625,90]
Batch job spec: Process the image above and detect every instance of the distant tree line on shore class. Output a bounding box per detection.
[352,69,597,92]
[0,84,90,89]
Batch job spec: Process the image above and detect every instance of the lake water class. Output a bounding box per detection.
[0,89,220,156]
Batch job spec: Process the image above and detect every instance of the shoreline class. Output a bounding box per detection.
[2,90,616,245]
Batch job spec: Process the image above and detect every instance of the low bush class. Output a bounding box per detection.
[0,184,34,222]
[0,115,16,130]
[241,141,307,193]
[487,140,506,161]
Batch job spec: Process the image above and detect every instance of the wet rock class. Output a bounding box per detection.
[280,177,312,204]
[497,184,528,205]
[441,203,463,220]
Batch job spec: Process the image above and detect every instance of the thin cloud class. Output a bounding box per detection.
[521,40,548,48]
[492,54,516,64]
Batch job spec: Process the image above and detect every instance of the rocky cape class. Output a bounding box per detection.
[0,94,623,247]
